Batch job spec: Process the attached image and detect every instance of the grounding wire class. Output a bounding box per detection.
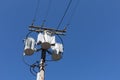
[31,0,41,25]
[56,0,73,30]
[67,0,80,26]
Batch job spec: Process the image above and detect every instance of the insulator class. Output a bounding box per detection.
[24,37,35,56]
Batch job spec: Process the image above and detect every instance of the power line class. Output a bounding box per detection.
[41,0,52,28]
[67,0,80,26]
[56,0,73,30]
[44,0,52,20]
[31,0,41,25]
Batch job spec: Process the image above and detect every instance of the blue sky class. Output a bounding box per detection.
[0,0,120,80]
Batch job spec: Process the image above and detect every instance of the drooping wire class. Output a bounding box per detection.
[22,55,40,76]
[30,67,36,76]
[25,31,33,39]
[67,0,80,26]
[56,0,73,30]
[30,61,40,76]
[22,54,31,66]
[57,35,64,48]
[31,0,41,25]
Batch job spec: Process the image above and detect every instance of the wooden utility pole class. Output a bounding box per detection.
[37,50,46,80]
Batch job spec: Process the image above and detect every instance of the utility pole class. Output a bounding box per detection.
[23,25,66,80]
[37,50,46,80]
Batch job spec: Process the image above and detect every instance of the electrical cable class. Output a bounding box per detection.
[46,60,54,62]
[33,68,38,74]
[30,66,36,76]
[30,61,40,76]
[22,54,31,66]
[31,0,41,25]
[22,52,40,75]
[56,0,73,30]
[32,65,39,74]
[40,0,52,28]
[44,0,52,20]
[67,0,80,26]
[25,31,33,39]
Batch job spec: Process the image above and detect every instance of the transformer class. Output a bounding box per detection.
[37,30,56,50]
[24,37,35,56]
[51,43,63,61]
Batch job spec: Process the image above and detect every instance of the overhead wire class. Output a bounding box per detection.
[44,0,52,21]
[56,0,73,30]
[31,0,41,25]
[41,0,52,28]
[67,0,80,26]
[22,52,40,75]
[22,54,31,66]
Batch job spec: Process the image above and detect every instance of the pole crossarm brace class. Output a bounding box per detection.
[29,25,66,35]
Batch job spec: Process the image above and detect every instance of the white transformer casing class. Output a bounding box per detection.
[37,31,56,45]
[51,43,63,61]
[37,33,44,44]
[24,37,35,56]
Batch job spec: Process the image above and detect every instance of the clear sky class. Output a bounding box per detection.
[0,0,120,80]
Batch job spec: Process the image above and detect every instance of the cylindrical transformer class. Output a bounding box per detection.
[51,43,63,61]
[24,37,35,56]
[52,51,62,61]
[37,31,56,45]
